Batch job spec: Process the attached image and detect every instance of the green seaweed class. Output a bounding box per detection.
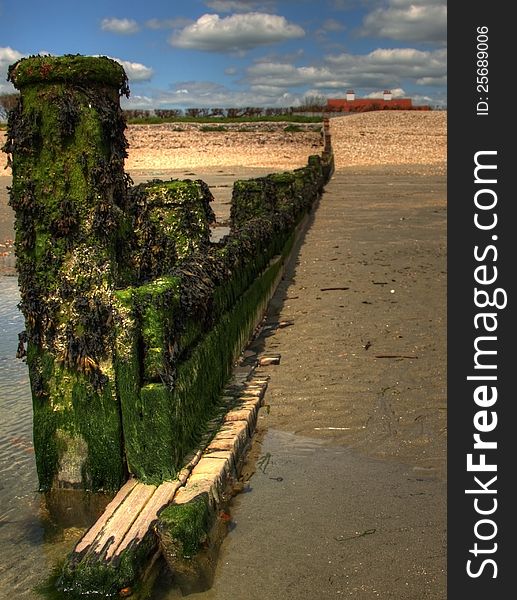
[157,494,212,558]
[8,54,129,97]
[126,179,215,284]
[119,245,285,483]
[5,56,129,490]
[57,531,157,597]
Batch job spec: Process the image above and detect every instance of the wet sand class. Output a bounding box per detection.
[161,164,447,599]
[0,113,446,598]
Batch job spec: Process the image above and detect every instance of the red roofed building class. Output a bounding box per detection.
[327,90,429,112]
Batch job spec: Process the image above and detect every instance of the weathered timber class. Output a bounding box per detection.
[60,375,269,596]
[74,479,139,554]
[5,55,130,491]
[3,52,334,596]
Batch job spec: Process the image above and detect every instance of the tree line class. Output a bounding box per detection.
[0,93,19,121]
[1,93,329,123]
[1,92,432,124]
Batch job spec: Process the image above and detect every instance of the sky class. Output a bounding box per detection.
[0,0,447,109]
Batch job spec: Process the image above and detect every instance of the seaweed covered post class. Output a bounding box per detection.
[3,55,130,491]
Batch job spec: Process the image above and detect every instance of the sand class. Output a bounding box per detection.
[125,121,323,171]
[331,110,446,172]
[1,111,446,272]
[0,111,447,598]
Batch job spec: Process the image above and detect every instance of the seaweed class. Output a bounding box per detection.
[4,54,334,495]
[157,494,212,558]
[7,54,129,98]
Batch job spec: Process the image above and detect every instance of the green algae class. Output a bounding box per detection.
[57,529,157,597]
[158,494,212,558]
[27,342,125,491]
[127,179,215,284]
[121,244,285,484]
[3,52,336,599]
[8,54,129,97]
[4,57,130,490]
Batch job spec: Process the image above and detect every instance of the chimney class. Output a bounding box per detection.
[383,89,392,101]
[346,89,355,101]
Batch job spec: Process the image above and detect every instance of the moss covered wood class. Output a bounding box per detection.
[123,179,216,286]
[114,156,328,484]
[4,53,333,499]
[157,494,212,559]
[3,55,132,490]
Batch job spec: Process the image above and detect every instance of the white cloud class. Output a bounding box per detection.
[101,18,140,35]
[250,84,286,94]
[416,75,447,86]
[104,57,154,81]
[325,47,447,81]
[170,81,228,98]
[413,92,446,107]
[0,46,24,93]
[247,62,333,88]
[145,18,193,30]
[361,0,446,43]
[0,46,24,70]
[246,46,446,92]
[225,67,238,75]
[170,12,305,52]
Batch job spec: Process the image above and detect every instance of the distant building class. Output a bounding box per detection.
[326,91,430,112]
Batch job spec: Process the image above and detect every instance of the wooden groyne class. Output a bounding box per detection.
[60,374,269,596]
[4,54,333,596]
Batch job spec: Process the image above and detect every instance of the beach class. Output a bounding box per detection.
[0,111,446,276]
[0,110,447,598]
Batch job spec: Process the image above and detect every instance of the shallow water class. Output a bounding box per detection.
[0,278,111,600]
[149,426,445,599]
[0,276,45,598]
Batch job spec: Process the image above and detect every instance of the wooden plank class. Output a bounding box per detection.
[224,408,254,422]
[114,480,181,557]
[215,420,248,440]
[173,479,214,504]
[241,387,264,398]
[188,456,229,487]
[75,478,138,554]
[89,483,156,559]
[236,397,262,412]
[178,447,204,484]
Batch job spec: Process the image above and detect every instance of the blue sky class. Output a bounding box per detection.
[0,0,446,109]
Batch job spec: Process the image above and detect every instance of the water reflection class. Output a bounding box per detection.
[0,277,111,599]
